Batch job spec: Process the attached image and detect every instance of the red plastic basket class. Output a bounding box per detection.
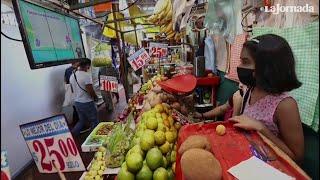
[175,121,309,180]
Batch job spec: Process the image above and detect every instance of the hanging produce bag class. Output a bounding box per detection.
[92,43,112,67]
[204,0,237,44]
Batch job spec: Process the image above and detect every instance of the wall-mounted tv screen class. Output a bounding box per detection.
[13,0,86,69]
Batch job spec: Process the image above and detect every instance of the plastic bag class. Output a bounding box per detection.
[62,84,75,107]
[92,43,112,67]
[204,0,236,44]
[204,36,217,74]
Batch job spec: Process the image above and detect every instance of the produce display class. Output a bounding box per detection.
[86,136,106,146]
[143,86,195,118]
[104,122,135,168]
[84,146,107,180]
[117,103,181,180]
[140,74,165,95]
[92,57,112,67]
[95,123,114,135]
[81,122,115,152]
[146,0,185,41]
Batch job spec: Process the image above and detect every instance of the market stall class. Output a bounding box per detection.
[77,0,318,179]
[80,72,312,180]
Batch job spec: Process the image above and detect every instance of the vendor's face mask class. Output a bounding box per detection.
[237,67,255,87]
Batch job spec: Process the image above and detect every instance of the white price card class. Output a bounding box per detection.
[127,48,150,71]
[20,115,85,173]
[100,75,118,93]
[1,150,11,180]
[149,42,168,58]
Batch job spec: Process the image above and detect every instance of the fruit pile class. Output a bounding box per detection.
[146,0,185,41]
[104,122,134,168]
[140,74,164,95]
[92,57,112,67]
[84,146,107,180]
[117,103,181,180]
[95,123,114,135]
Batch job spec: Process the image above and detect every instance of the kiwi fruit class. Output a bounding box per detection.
[178,135,211,155]
[181,148,222,180]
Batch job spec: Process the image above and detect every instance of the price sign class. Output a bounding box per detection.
[127,48,150,71]
[20,115,85,173]
[100,75,118,93]
[149,42,168,58]
[1,150,11,180]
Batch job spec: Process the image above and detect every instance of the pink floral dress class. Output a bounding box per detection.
[243,91,291,136]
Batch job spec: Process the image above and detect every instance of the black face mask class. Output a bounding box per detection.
[237,67,255,87]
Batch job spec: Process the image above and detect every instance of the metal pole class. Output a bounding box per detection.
[112,3,129,102]
[134,25,139,48]
[120,31,130,102]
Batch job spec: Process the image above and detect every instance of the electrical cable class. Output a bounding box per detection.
[1,31,22,41]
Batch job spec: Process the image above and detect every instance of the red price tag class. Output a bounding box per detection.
[100,76,118,93]
[127,48,150,71]
[20,115,85,173]
[149,43,168,58]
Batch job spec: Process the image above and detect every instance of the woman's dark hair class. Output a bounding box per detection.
[79,58,91,68]
[243,34,302,94]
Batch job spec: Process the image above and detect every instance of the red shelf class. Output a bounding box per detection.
[196,76,220,86]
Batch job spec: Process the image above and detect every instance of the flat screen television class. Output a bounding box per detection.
[13,0,86,69]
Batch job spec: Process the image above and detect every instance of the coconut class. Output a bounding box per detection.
[181,148,222,180]
[178,135,211,155]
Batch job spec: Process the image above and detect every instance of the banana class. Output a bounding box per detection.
[154,0,168,15]
[160,24,166,33]
[164,21,173,34]
[147,14,157,23]
[166,31,175,39]
[163,0,171,15]
[157,9,167,20]
[174,32,180,41]
[165,10,172,21]
[149,0,174,26]
[168,33,176,40]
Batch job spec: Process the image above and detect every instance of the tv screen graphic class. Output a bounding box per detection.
[13,0,86,69]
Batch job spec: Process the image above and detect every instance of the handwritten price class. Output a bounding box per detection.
[33,137,78,171]
[150,47,167,58]
[101,80,118,92]
[131,53,148,70]
[127,48,150,71]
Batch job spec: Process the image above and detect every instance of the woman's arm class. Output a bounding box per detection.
[232,90,243,116]
[194,103,230,119]
[274,98,304,163]
[204,103,230,118]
